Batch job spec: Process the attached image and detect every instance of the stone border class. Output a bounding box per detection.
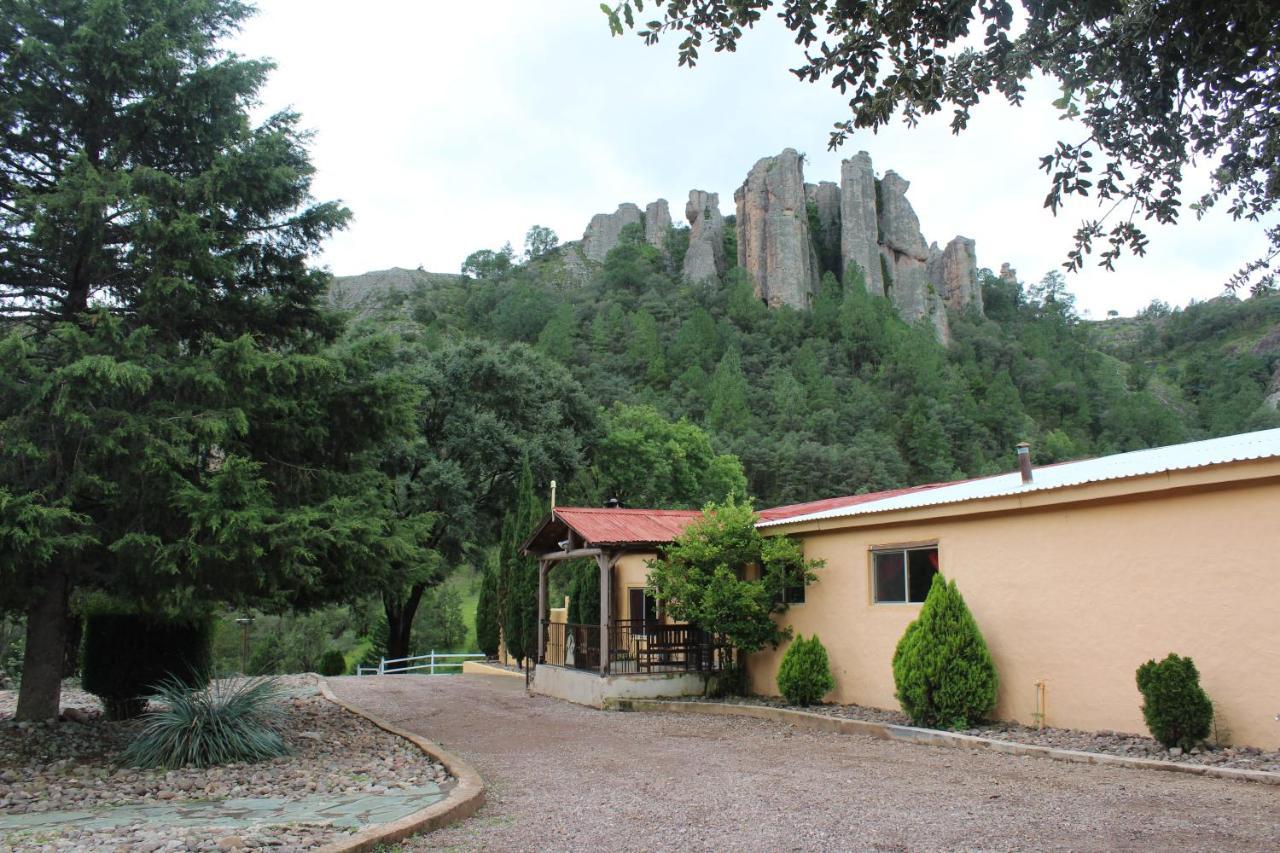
[625,699,1280,787]
[461,660,526,679]
[315,679,487,852]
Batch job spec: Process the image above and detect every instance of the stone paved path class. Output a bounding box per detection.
[0,784,443,836]
[328,673,1280,852]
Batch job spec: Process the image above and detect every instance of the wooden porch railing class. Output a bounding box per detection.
[542,619,724,675]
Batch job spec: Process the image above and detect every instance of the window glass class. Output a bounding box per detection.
[907,548,939,602]
[873,551,906,602]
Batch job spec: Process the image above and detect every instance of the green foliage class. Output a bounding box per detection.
[646,497,822,668]
[318,648,347,677]
[122,676,289,770]
[82,612,213,721]
[1135,653,1214,750]
[577,403,746,509]
[412,585,468,651]
[498,459,544,664]
[775,634,835,706]
[565,561,601,627]
[892,575,998,729]
[524,225,559,260]
[475,558,502,657]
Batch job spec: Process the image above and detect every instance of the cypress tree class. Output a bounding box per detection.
[475,558,501,658]
[892,574,999,729]
[499,458,543,665]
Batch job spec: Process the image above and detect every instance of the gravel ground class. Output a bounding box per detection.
[328,674,1280,852]
[689,695,1280,773]
[0,675,449,850]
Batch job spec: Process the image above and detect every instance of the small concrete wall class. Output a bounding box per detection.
[532,665,708,708]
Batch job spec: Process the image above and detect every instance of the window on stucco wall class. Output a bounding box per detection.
[872,546,939,604]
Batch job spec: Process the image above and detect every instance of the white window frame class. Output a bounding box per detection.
[871,544,939,605]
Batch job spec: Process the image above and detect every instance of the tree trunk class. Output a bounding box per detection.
[382,583,425,672]
[15,566,70,721]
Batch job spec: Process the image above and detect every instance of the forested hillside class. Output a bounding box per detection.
[339,224,1280,510]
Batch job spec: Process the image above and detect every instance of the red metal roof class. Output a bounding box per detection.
[756,483,952,522]
[551,507,704,547]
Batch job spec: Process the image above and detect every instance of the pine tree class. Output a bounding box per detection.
[0,0,420,720]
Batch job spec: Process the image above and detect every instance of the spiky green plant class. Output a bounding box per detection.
[122,677,290,769]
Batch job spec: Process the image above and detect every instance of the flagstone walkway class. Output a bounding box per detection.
[0,782,444,840]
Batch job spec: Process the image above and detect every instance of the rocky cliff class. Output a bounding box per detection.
[734,149,820,309]
[582,203,644,262]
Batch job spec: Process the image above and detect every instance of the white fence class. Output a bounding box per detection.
[356,650,485,676]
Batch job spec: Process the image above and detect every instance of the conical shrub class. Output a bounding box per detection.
[776,634,836,706]
[892,574,998,728]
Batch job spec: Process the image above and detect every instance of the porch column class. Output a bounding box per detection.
[597,551,612,677]
[536,559,549,664]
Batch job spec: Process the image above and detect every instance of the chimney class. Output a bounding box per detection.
[604,497,621,509]
[1016,442,1033,484]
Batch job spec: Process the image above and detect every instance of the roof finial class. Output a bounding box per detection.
[550,479,557,509]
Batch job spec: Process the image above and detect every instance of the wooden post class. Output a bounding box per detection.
[598,551,612,677]
[537,559,549,664]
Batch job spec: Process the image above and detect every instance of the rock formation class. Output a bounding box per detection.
[999,263,1018,285]
[645,199,672,251]
[839,152,883,294]
[682,189,725,284]
[734,149,820,309]
[582,203,643,263]
[805,181,841,274]
[927,236,984,314]
[875,171,950,342]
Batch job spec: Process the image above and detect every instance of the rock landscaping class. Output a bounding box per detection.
[0,675,451,850]
[684,695,1280,773]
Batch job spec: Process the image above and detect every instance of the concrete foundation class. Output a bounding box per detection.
[531,665,708,708]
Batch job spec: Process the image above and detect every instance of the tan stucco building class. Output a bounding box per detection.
[525,429,1280,748]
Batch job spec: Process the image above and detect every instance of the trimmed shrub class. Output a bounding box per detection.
[318,648,347,677]
[776,634,835,706]
[1136,653,1213,750]
[81,612,213,720]
[892,574,998,729]
[122,676,289,769]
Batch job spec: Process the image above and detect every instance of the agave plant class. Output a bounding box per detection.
[122,675,291,769]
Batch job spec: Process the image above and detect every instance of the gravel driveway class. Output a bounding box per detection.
[326,674,1279,852]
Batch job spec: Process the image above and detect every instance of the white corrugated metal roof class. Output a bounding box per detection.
[758,428,1280,528]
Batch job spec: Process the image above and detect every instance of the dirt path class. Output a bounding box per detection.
[326,675,1279,851]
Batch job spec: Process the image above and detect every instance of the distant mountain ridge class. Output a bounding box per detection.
[328,267,461,312]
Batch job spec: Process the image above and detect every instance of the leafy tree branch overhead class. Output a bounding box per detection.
[604,0,1280,292]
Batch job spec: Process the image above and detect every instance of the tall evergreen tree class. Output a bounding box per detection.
[0,0,420,719]
[498,458,544,665]
[474,556,501,659]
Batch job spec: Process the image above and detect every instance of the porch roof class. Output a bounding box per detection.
[522,507,704,554]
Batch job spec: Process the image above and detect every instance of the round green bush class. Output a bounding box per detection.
[892,574,998,729]
[81,612,213,720]
[776,634,835,706]
[318,648,347,677]
[1136,653,1213,751]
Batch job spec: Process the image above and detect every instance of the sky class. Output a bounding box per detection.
[226,1,1275,317]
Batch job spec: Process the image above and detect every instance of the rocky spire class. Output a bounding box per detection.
[927,236,984,314]
[645,199,672,251]
[839,152,883,294]
[734,149,820,309]
[582,203,643,263]
[682,190,725,283]
[876,171,950,343]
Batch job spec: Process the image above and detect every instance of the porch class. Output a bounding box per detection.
[522,506,726,706]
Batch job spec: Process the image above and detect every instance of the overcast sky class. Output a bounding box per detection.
[227,2,1275,317]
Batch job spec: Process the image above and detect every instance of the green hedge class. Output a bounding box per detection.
[318,648,347,677]
[81,612,213,720]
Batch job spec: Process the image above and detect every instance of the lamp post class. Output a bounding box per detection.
[234,616,254,675]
